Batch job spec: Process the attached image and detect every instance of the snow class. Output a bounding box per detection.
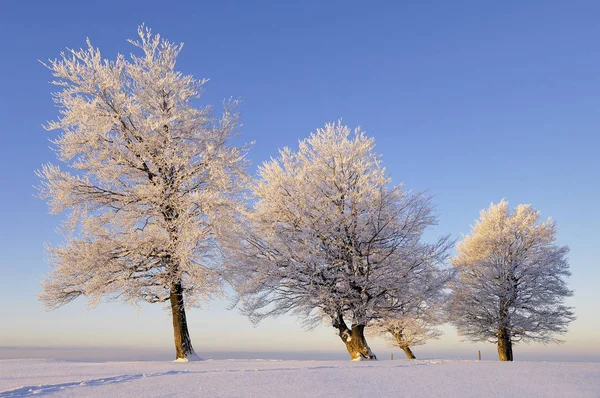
[1,358,599,397]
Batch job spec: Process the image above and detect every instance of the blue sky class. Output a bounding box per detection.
[0,0,598,361]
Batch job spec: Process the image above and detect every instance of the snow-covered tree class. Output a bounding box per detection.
[368,268,449,359]
[229,122,450,360]
[37,26,250,361]
[369,314,443,359]
[448,200,575,361]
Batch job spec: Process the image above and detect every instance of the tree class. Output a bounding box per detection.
[37,26,249,361]
[369,314,443,359]
[229,122,450,360]
[368,272,449,359]
[448,200,575,361]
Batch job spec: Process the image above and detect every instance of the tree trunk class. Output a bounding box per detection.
[497,325,513,361]
[170,280,197,360]
[333,315,377,360]
[401,345,416,359]
[390,330,416,359]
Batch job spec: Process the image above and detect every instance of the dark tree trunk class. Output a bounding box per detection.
[401,345,416,359]
[333,315,377,360]
[170,280,197,360]
[497,325,513,361]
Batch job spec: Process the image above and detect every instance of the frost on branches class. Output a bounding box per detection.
[368,272,449,359]
[449,200,575,361]
[37,26,249,360]
[229,122,450,360]
[369,315,443,359]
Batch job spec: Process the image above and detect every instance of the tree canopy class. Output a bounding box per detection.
[229,122,450,359]
[38,26,250,360]
[449,200,575,360]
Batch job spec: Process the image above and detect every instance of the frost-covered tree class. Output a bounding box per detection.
[368,270,449,359]
[369,314,443,359]
[448,200,575,361]
[37,26,249,361]
[229,122,450,360]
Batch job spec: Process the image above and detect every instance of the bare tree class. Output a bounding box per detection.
[37,26,249,361]
[448,200,575,361]
[228,122,450,360]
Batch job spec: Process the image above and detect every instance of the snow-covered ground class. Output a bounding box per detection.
[1,358,599,397]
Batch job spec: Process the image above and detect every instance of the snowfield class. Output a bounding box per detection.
[1,359,599,397]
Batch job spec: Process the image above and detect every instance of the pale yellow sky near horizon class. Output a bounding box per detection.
[2,292,596,362]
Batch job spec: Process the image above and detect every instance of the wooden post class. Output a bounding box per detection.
[478,350,481,361]
[390,353,393,361]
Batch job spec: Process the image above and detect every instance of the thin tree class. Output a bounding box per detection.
[368,276,448,359]
[37,26,249,361]
[369,315,442,359]
[448,200,575,361]
[228,122,450,360]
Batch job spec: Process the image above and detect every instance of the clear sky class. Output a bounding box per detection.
[1,0,598,361]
